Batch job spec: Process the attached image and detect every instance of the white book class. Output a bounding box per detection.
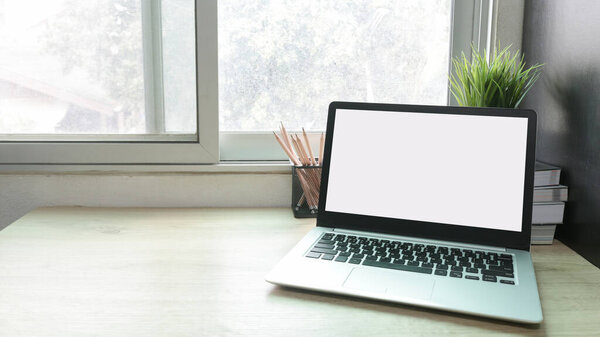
[535,161,561,187]
[532,202,565,224]
[533,185,568,202]
[531,224,557,245]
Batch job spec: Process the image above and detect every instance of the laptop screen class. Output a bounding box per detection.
[324,108,529,233]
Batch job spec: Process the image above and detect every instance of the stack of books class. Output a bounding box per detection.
[532,162,568,244]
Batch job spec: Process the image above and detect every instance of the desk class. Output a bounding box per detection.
[0,207,599,336]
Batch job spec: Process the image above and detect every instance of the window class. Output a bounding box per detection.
[0,0,217,164]
[0,0,492,165]
[219,1,451,132]
[219,0,493,160]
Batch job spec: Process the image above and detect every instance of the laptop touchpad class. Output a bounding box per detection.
[343,268,435,300]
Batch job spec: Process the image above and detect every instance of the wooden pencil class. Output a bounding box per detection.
[319,132,324,166]
[273,132,300,166]
[292,135,309,166]
[280,123,294,158]
[302,128,316,166]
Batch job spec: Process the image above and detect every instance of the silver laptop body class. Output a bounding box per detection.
[266,102,543,323]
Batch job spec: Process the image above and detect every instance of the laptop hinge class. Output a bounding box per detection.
[333,228,507,252]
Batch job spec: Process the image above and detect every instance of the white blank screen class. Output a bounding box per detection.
[324,109,528,232]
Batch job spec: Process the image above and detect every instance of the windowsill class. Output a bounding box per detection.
[0,161,293,175]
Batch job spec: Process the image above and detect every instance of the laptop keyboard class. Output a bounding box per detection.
[306,233,516,284]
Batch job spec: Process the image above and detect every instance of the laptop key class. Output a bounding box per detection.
[306,252,321,259]
[500,280,515,285]
[458,261,471,268]
[310,248,337,255]
[450,271,462,278]
[349,258,362,264]
[482,275,497,282]
[489,265,513,272]
[335,256,348,263]
[481,269,514,278]
[451,266,463,272]
[339,251,351,257]
[466,267,478,273]
[407,261,420,267]
[436,264,449,270]
[421,262,434,268]
[434,269,447,276]
[465,275,479,280]
[321,254,335,260]
[362,260,433,274]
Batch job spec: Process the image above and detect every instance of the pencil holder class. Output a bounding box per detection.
[292,165,322,218]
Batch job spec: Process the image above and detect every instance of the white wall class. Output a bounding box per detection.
[0,173,291,230]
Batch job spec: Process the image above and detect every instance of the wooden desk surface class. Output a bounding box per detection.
[0,207,599,337]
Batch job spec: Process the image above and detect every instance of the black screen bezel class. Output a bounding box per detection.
[316,102,537,251]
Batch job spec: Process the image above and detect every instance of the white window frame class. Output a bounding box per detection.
[0,0,495,166]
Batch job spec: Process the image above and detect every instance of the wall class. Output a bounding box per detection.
[522,0,600,267]
[495,0,524,53]
[0,172,291,231]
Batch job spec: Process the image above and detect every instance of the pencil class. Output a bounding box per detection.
[295,193,306,209]
[292,135,309,166]
[273,132,300,166]
[319,132,324,166]
[302,128,316,166]
[290,138,318,207]
[296,134,322,192]
[280,123,294,158]
[297,170,317,210]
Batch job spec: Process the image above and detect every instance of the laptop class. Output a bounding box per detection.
[266,102,543,323]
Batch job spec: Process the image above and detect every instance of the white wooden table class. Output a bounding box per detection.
[0,207,599,336]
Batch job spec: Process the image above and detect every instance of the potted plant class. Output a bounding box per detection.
[449,45,544,108]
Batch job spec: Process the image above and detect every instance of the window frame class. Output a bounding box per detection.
[0,0,494,165]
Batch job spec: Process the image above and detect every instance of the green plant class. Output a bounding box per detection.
[449,45,544,108]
